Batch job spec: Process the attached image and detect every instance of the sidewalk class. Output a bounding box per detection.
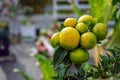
[0,42,41,80]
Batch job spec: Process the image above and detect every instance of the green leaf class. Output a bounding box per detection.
[32,54,56,80]
[53,47,68,67]
[57,23,65,32]
[51,76,63,80]
[107,2,120,48]
[113,63,120,74]
[101,55,109,62]
[89,0,115,24]
[58,65,67,78]
[79,67,85,76]
[114,46,120,51]
[13,68,34,80]
[75,64,81,71]
[107,15,120,48]
[112,0,119,5]
[82,63,92,72]
[91,65,99,69]
[51,77,58,80]
[74,64,85,79]
[107,48,115,53]
[107,47,120,59]
[86,69,94,78]
[116,9,120,20]
[67,71,75,78]
[69,1,82,17]
[76,72,84,80]
[98,62,102,70]
[68,76,77,80]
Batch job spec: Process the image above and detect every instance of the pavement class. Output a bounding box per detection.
[0,42,95,80]
[0,42,41,80]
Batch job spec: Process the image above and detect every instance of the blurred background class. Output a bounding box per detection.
[0,0,119,80]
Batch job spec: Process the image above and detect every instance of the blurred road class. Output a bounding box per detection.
[0,42,41,80]
[0,42,95,80]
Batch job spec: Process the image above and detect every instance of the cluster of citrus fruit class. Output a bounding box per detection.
[50,15,107,64]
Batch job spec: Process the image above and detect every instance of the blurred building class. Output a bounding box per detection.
[0,0,90,42]
[19,0,52,14]
[53,0,89,21]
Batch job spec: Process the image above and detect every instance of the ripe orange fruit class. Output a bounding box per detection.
[75,23,88,34]
[50,32,60,48]
[92,23,107,40]
[78,15,96,27]
[59,27,80,50]
[64,18,77,27]
[70,48,89,64]
[80,32,97,49]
